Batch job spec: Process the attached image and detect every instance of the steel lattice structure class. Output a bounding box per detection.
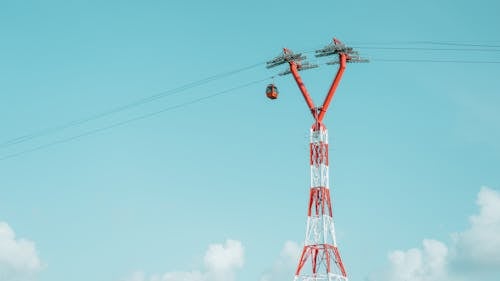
[266,38,368,281]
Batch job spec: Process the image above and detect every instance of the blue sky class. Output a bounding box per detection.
[1,1,499,281]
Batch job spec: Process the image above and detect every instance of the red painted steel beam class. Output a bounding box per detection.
[317,53,347,122]
[333,246,347,277]
[289,61,317,119]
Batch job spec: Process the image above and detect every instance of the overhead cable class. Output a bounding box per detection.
[0,62,263,149]
[0,77,269,161]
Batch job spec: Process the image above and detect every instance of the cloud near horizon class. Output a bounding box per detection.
[125,186,500,281]
[259,241,301,281]
[0,222,43,281]
[371,186,500,281]
[126,239,244,281]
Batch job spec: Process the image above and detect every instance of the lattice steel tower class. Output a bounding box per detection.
[266,38,368,281]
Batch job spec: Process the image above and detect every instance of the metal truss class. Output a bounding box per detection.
[266,38,368,281]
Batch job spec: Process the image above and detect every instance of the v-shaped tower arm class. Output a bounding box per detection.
[267,38,367,123]
[288,53,348,122]
[317,53,347,122]
[289,61,317,119]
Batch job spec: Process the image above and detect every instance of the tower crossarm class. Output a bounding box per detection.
[265,38,367,123]
[266,48,306,69]
[287,51,348,123]
[284,38,366,123]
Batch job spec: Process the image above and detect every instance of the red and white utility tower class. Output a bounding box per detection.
[266,38,368,281]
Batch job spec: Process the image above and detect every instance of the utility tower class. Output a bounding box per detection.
[266,38,368,281]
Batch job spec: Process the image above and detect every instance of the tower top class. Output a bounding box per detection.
[265,38,368,123]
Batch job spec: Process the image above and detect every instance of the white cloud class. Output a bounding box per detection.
[125,239,244,281]
[382,239,449,281]
[0,222,43,281]
[204,240,244,281]
[372,186,500,281]
[160,271,206,281]
[453,186,500,269]
[259,241,301,281]
[126,271,146,281]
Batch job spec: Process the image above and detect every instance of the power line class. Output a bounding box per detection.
[0,77,269,161]
[2,41,499,156]
[354,46,500,52]
[414,41,500,48]
[0,62,263,150]
[351,41,500,48]
[373,58,500,64]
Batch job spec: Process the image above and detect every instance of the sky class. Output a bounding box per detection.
[0,0,500,281]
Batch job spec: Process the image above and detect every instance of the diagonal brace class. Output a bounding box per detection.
[288,54,348,122]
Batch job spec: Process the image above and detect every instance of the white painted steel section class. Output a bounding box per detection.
[297,127,345,281]
[310,164,329,188]
[306,127,334,246]
[310,128,329,144]
[304,215,337,246]
[329,215,338,247]
[310,128,329,189]
[294,273,348,281]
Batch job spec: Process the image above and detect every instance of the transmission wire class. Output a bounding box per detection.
[2,40,500,156]
[373,59,500,64]
[0,77,269,161]
[353,46,500,52]
[351,41,500,48]
[0,62,263,149]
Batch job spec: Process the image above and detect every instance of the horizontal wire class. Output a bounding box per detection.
[351,41,500,48]
[0,62,264,150]
[415,41,500,48]
[3,40,499,160]
[0,77,269,161]
[373,59,500,64]
[353,46,500,52]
